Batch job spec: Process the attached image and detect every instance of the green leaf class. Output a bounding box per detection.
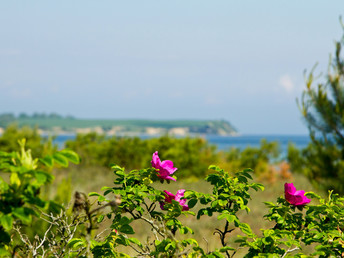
[219,246,235,252]
[129,237,142,247]
[237,175,248,183]
[264,202,276,208]
[12,207,32,224]
[242,171,253,179]
[251,183,265,191]
[89,192,101,197]
[208,165,218,170]
[119,224,135,234]
[35,171,54,184]
[52,152,69,167]
[188,199,198,209]
[68,238,85,248]
[239,223,254,237]
[59,149,80,164]
[0,215,13,231]
[10,172,20,187]
[305,191,321,199]
[0,246,11,256]
[47,201,63,213]
[217,213,236,223]
[39,155,53,167]
[97,215,104,223]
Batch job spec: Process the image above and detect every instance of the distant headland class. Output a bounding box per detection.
[0,113,238,136]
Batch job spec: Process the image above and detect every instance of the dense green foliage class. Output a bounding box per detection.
[0,125,284,183]
[288,27,344,194]
[65,133,218,179]
[225,139,280,178]
[0,139,79,256]
[0,125,56,158]
[65,132,284,181]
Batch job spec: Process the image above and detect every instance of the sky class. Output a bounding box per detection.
[0,1,343,134]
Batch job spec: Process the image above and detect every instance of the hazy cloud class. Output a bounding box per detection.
[279,74,294,93]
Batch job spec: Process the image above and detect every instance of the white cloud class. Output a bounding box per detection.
[279,74,294,93]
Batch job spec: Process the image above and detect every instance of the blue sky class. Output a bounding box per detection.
[0,1,343,134]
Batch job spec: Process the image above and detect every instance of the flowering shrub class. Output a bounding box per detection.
[2,149,344,257]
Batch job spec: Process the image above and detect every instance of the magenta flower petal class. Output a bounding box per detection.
[161,160,178,173]
[160,189,189,211]
[160,191,175,209]
[151,151,161,168]
[284,183,296,195]
[151,151,177,181]
[284,183,311,206]
[163,190,175,203]
[175,189,189,210]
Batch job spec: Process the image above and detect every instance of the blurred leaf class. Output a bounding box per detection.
[52,152,69,167]
[59,149,80,164]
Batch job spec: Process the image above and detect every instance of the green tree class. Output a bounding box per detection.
[288,24,344,194]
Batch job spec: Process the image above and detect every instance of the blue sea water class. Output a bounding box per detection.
[52,134,310,158]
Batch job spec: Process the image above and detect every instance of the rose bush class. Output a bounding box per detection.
[2,149,344,257]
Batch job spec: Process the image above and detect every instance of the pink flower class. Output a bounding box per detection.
[284,183,311,206]
[160,190,189,211]
[151,151,177,181]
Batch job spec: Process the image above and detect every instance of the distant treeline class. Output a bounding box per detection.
[0,112,75,127]
[0,113,237,135]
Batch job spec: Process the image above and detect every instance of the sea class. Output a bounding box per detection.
[53,134,310,159]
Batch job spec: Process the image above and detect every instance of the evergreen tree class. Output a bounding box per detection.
[288,25,344,193]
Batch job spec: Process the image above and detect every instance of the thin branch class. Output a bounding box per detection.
[282,247,300,258]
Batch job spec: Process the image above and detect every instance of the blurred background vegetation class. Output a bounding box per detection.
[0,124,318,254]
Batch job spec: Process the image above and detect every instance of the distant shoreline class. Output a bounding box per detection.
[0,117,238,136]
